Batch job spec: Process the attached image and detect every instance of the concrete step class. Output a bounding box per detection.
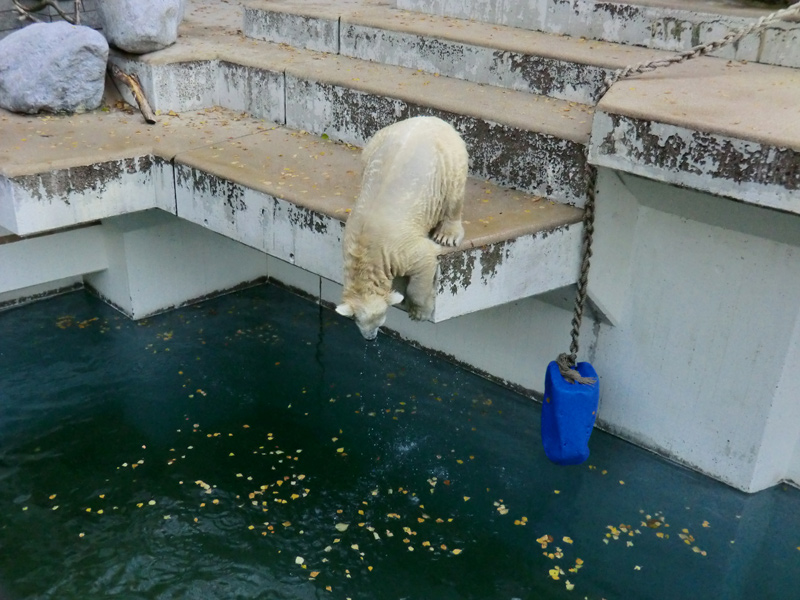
[243,0,675,105]
[593,55,800,214]
[0,105,583,322]
[396,0,800,69]
[107,23,593,205]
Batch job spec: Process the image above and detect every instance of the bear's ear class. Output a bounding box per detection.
[336,303,355,317]
[388,291,404,306]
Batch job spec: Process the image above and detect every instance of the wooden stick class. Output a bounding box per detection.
[108,64,157,124]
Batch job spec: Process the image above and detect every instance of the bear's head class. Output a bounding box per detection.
[336,291,404,340]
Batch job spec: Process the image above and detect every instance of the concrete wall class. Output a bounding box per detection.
[590,170,800,492]
[0,0,99,39]
[84,210,269,319]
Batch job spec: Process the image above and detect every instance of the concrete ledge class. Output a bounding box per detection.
[1,156,173,236]
[171,125,583,321]
[590,56,800,214]
[244,1,341,53]
[591,113,799,215]
[103,12,594,204]
[244,0,676,105]
[283,75,590,204]
[0,106,583,322]
[396,0,800,68]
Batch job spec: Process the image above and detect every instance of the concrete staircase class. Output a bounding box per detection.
[2,0,600,320]
[396,0,800,68]
[2,0,797,319]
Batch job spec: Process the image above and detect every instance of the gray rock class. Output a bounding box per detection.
[98,0,185,54]
[0,22,108,114]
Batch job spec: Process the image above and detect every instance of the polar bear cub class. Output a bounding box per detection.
[336,116,468,340]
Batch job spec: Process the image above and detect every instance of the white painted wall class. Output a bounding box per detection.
[85,211,269,319]
[0,226,107,294]
[789,437,800,486]
[754,309,800,490]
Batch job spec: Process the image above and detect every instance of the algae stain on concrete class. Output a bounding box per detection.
[437,241,511,295]
[16,155,156,204]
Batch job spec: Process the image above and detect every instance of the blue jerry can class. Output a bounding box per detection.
[541,360,599,465]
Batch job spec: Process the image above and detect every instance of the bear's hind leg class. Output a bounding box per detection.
[431,146,467,247]
[405,252,438,321]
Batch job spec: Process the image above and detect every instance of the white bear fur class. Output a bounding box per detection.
[336,116,468,340]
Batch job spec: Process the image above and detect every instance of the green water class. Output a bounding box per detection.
[1,285,798,600]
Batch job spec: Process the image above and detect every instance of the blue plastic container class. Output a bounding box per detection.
[541,360,599,465]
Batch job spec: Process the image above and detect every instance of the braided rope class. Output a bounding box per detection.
[557,0,800,384]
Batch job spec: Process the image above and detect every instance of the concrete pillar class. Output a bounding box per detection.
[592,171,800,492]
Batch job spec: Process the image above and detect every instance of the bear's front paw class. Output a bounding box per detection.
[432,220,464,247]
[407,303,433,322]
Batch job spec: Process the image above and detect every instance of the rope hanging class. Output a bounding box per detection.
[556,0,800,384]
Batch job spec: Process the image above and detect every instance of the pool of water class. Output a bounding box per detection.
[1,284,798,600]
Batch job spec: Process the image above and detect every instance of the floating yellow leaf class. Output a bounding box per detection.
[549,568,560,580]
[452,549,462,555]
[335,523,349,532]
[563,536,573,544]
[646,518,662,529]
[537,534,553,547]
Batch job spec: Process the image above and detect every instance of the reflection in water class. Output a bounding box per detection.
[1,285,799,600]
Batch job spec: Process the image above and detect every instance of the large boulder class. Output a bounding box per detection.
[98,0,185,54]
[0,22,108,114]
